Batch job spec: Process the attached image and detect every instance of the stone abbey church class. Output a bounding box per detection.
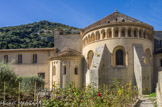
[1,10,162,95]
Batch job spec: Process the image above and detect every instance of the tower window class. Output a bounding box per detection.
[121,30,125,37]
[38,73,45,79]
[143,32,146,38]
[53,66,56,75]
[115,30,118,37]
[160,59,162,67]
[128,30,131,37]
[109,31,112,37]
[63,66,66,75]
[18,54,22,64]
[33,54,37,63]
[134,30,137,37]
[4,55,8,64]
[74,67,78,75]
[139,31,142,38]
[116,49,124,65]
[122,19,125,22]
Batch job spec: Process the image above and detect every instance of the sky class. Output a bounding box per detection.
[0,0,162,31]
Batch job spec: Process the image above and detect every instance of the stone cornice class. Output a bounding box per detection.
[82,37,153,48]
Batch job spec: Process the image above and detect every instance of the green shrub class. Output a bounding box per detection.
[43,80,138,107]
[19,76,45,95]
[0,61,19,96]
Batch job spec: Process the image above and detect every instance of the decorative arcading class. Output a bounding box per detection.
[82,25,154,47]
[80,22,154,38]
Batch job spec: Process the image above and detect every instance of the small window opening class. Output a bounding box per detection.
[63,66,66,75]
[74,67,78,75]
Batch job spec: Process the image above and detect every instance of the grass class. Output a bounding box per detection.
[147,92,156,98]
[146,92,157,107]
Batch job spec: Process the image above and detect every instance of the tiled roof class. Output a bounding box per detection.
[83,11,150,32]
[51,48,82,58]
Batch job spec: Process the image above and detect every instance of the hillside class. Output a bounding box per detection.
[0,21,80,49]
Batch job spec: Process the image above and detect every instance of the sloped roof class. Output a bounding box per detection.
[83,11,150,32]
[50,48,82,58]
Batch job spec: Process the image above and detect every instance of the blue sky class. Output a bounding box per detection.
[0,0,162,30]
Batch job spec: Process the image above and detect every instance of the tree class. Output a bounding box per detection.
[19,76,45,95]
[0,61,19,96]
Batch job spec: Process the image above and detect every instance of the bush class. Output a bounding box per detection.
[19,76,45,95]
[0,61,19,96]
[43,80,138,107]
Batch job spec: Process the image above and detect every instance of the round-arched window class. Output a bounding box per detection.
[87,50,94,69]
[116,49,124,65]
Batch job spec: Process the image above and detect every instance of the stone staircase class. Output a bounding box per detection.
[136,97,154,107]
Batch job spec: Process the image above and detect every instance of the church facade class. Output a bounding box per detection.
[0,11,162,95]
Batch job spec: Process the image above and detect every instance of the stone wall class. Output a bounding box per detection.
[156,71,162,107]
[49,57,83,90]
[89,45,106,87]
[133,44,152,95]
[54,32,81,52]
[0,49,55,88]
[83,37,153,87]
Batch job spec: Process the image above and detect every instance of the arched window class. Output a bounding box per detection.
[85,38,88,45]
[101,30,105,39]
[107,29,112,38]
[96,31,100,40]
[102,32,105,39]
[87,50,94,69]
[134,30,137,37]
[128,29,131,37]
[91,33,95,41]
[112,46,127,67]
[88,35,90,43]
[90,36,92,42]
[122,19,125,22]
[115,30,118,37]
[143,32,146,38]
[109,30,112,38]
[116,49,124,65]
[139,31,142,38]
[74,67,78,75]
[53,65,56,75]
[121,29,125,37]
[63,65,66,75]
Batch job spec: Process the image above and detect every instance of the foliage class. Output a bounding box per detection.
[0,61,19,96]
[18,76,45,95]
[147,92,156,97]
[0,20,80,49]
[0,61,45,101]
[43,80,138,107]
[146,92,157,107]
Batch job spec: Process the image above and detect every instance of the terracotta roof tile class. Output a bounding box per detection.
[83,11,150,32]
[51,48,82,58]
